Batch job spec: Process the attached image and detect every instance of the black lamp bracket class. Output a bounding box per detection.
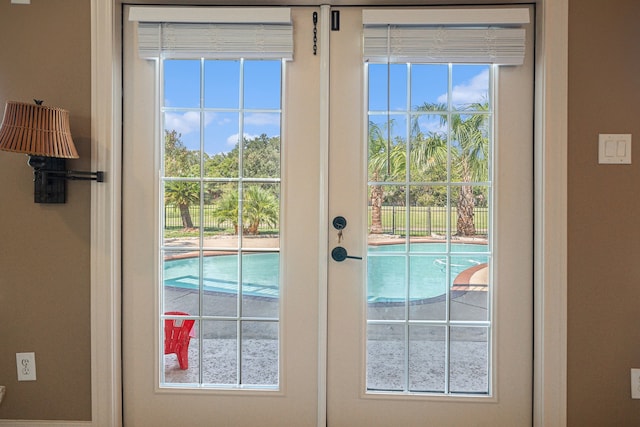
[28,155,104,203]
[42,169,105,182]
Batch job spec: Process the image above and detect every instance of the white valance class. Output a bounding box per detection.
[363,8,529,65]
[129,7,293,60]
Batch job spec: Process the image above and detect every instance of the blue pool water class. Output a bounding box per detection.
[163,243,488,302]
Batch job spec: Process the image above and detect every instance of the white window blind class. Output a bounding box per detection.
[129,7,293,60]
[363,8,529,65]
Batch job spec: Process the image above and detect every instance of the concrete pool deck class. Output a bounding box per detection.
[163,234,490,390]
[163,275,489,390]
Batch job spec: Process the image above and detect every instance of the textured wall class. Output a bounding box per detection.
[568,0,640,425]
[2,0,640,424]
[0,0,92,421]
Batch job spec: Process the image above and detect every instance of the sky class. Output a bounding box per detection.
[162,60,489,154]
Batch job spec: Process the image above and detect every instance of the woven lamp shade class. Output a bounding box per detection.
[0,101,79,159]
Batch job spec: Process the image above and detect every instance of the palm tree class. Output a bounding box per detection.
[243,185,279,235]
[416,102,490,236]
[165,181,200,230]
[212,185,279,235]
[367,120,405,234]
[212,187,240,233]
[164,130,200,230]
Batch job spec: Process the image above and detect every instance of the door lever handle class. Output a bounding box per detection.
[331,246,362,262]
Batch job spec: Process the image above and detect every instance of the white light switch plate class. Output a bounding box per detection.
[599,134,631,164]
[631,369,640,399]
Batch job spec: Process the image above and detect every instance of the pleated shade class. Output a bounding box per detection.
[0,101,79,159]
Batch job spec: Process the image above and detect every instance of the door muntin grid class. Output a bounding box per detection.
[160,58,283,389]
[366,63,493,396]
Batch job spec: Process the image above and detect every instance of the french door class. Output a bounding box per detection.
[326,8,533,426]
[122,5,533,426]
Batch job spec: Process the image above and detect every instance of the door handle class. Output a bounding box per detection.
[331,246,362,262]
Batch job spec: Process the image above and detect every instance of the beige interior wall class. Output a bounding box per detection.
[1,0,640,424]
[0,0,92,421]
[567,0,640,425]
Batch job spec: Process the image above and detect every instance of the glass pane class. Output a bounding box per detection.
[241,321,278,385]
[204,60,240,109]
[451,257,489,322]
[409,325,446,392]
[203,182,239,241]
[411,64,448,110]
[451,64,490,111]
[409,255,446,321]
[202,251,238,318]
[202,320,238,385]
[408,185,448,242]
[368,185,405,235]
[163,181,200,244]
[368,63,407,111]
[367,114,407,182]
[367,254,406,320]
[244,60,281,109]
[409,114,447,182]
[242,185,280,249]
[243,112,281,147]
[450,114,489,184]
[164,124,201,177]
[451,186,489,238]
[242,251,279,318]
[241,184,279,238]
[449,326,489,394]
[204,112,240,178]
[367,323,405,391]
[242,131,281,179]
[164,317,199,384]
[368,64,386,111]
[163,251,200,315]
[389,64,407,110]
[164,59,200,108]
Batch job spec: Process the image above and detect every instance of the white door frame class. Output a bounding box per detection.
[89,1,567,426]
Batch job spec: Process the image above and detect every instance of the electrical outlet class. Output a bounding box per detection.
[16,352,36,381]
[631,369,640,399]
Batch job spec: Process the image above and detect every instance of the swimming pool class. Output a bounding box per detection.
[163,243,488,302]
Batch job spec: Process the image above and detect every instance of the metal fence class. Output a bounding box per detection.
[164,204,234,230]
[372,205,488,236]
[165,204,488,235]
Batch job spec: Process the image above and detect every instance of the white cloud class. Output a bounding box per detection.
[164,111,214,136]
[437,69,489,106]
[226,133,259,146]
[244,113,280,126]
[418,115,447,136]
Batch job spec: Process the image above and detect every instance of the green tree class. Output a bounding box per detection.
[243,134,280,178]
[204,133,280,179]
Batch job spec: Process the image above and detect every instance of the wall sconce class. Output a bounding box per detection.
[0,100,104,203]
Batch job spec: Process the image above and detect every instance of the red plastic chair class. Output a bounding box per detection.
[164,311,195,370]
